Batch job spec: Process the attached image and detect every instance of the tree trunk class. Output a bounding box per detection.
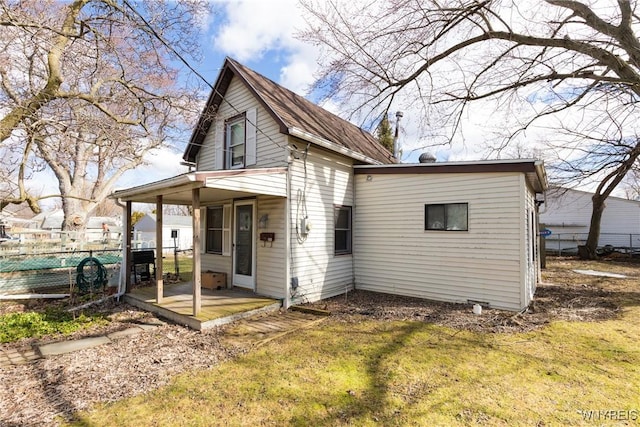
[582,195,606,260]
[61,197,88,243]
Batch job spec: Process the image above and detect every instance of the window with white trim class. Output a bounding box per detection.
[206,206,223,253]
[425,203,468,231]
[334,206,352,255]
[206,205,231,255]
[226,114,245,169]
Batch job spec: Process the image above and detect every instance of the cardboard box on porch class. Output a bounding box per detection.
[201,271,227,290]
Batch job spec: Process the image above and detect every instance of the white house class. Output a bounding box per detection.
[540,187,640,253]
[133,214,193,253]
[20,209,120,242]
[112,57,548,313]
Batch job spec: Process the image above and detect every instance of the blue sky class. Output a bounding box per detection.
[116,0,320,190]
[117,0,439,192]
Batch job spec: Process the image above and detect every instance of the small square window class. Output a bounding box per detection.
[425,203,468,231]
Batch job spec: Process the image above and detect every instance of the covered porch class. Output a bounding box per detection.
[125,282,280,330]
[111,167,290,325]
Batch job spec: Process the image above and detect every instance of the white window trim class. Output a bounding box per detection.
[204,204,232,255]
[226,115,246,170]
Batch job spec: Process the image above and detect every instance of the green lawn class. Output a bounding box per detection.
[160,254,193,282]
[70,273,640,426]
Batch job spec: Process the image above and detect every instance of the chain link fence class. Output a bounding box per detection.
[1,242,193,296]
[543,232,640,256]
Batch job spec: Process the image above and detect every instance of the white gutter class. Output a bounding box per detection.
[534,160,549,191]
[111,173,200,200]
[288,127,383,165]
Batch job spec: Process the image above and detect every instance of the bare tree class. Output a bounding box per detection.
[622,164,640,200]
[0,0,209,230]
[300,0,640,259]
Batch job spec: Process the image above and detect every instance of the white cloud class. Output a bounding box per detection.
[211,0,301,61]
[208,0,317,95]
[117,147,188,190]
[279,43,318,94]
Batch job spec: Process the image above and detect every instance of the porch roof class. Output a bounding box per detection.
[111,167,288,204]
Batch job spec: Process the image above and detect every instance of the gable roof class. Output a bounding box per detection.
[183,57,395,165]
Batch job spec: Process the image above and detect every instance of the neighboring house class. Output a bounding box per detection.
[112,57,548,312]
[29,209,120,242]
[133,214,193,253]
[540,187,640,252]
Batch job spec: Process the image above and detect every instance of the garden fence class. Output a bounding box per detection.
[543,232,640,256]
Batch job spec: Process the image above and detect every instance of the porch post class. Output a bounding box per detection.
[125,201,132,293]
[192,188,202,316]
[156,196,164,303]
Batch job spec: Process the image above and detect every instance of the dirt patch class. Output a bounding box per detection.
[0,298,249,427]
[307,257,640,333]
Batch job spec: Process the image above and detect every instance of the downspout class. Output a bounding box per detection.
[284,158,292,309]
[113,198,128,300]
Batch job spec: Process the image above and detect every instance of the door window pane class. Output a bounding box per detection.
[235,205,253,275]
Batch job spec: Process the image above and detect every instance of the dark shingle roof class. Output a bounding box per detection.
[184,57,395,165]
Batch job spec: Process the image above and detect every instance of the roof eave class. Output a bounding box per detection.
[111,173,201,201]
[288,127,383,165]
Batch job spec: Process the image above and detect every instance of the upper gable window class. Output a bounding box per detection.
[226,114,246,169]
[215,108,257,170]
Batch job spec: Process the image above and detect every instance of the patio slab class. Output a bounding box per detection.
[39,336,111,357]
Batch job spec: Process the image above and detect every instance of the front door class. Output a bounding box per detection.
[233,200,256,290]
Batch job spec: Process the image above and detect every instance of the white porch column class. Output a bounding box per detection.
[125,201,133,293]
[192,188,202,316]
[156,196,164,304]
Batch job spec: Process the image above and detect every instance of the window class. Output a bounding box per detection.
[334,206,352,254]
[226,114,245,169]
[425,203,468,231]
[206,206,224,253]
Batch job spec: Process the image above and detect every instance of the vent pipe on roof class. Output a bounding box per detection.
[393,111,403,160]
[418,152,436,163]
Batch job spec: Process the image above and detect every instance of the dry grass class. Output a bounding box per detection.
[68,257,640,426]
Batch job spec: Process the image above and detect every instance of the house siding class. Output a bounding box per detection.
[353,172,527,311]
[289,146,355,303]
[196,77,287,171]
[256,196,287,299]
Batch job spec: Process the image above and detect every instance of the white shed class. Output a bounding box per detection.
[133,214,193,253]
[540,187,640,253]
